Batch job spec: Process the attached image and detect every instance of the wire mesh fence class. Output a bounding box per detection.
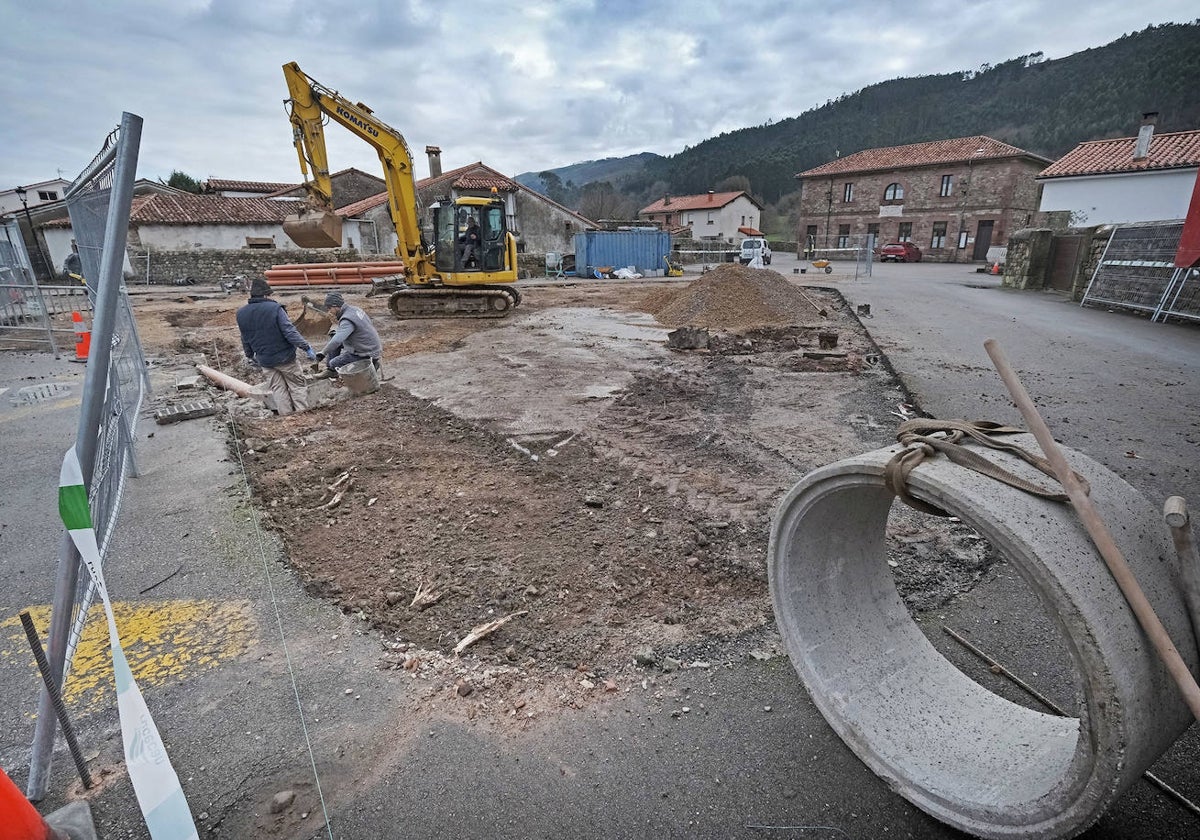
[1080,222,1198,322]
[27,112,152,798]
[0,220,77,355]
[59,117,153,679]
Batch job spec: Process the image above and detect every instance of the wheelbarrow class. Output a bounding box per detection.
[810,259,833,274]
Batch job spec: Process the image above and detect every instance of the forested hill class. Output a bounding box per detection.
[525,21,1199,215]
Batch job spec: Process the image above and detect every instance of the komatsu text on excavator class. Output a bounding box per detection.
[281,61,520,318]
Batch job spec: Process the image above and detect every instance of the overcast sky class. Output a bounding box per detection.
[1,1,1195,192]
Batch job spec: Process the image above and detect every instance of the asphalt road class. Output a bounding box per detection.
[2,259,1199,839]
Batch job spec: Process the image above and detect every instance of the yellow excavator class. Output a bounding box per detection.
[281,61,520,318]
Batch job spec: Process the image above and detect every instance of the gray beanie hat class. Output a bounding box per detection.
[324,292,345,309]
[250,277,273,297]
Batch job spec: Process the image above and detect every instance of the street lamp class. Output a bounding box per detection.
[14,185,52,281]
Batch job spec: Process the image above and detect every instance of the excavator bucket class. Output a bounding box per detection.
[292,296,333,340]
[283,210,343,249]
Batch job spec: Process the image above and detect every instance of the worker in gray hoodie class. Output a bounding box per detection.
[316,292,383,381]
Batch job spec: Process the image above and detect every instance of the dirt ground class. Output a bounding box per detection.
[133,265,996,724]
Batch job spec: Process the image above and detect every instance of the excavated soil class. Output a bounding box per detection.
[134,266,997,721]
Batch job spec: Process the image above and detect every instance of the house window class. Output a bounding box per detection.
[707,212,714,225]
[38,190,58,201]
[884,183,904,201]
[741,215,746,225]
[898,222,912,242]
[843,183,854,203]
[837,224,850,248]
[866,223,880,240]
[931,222,947,249]
[958,230,969,249]
[940,175,953,197]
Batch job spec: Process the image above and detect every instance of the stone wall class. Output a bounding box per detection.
[129,247,389,284]
[1001,225,1112,298]
[1001,229,1053,290]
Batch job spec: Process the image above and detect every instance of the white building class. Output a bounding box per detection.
[639,191,764,242]
[0,178,71,217]
[1037,116,1200,226]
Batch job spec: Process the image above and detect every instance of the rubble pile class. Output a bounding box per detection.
[654,264,823,328]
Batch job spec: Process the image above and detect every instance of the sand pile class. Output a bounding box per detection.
[654,264,822,328]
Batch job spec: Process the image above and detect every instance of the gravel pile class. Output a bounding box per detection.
[653,264,822,327]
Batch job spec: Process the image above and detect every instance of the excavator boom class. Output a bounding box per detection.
[280,62,520,317]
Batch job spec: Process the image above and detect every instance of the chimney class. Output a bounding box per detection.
[425,145,443,178]
[1133,112,1157,161]
[708,190,715,203]
[664,194,671,206]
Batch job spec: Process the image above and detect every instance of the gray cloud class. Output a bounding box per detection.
[0,0,1194,188]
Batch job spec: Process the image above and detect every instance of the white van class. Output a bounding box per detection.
[739,237,772,265]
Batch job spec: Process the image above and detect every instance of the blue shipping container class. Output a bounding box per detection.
[573,229,672,278]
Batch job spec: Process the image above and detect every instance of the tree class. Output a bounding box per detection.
[578,181,630,222]
[163,170,202,193]
[716,175,752,194]
[538,170,566,204]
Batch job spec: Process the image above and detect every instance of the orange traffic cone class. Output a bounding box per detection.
[71,312,90,361]
[991,261,1001,275]
[0,768,66,840]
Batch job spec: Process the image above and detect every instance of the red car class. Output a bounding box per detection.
[879,242,922,262]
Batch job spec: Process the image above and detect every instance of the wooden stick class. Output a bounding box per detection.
[453,610,527,655]
[984,339,1200,720]
[1164,496,1200,646]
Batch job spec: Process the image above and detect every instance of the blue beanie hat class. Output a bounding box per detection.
[324,292,345,309]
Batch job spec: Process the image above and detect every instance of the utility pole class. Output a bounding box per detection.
[14,186,52,281]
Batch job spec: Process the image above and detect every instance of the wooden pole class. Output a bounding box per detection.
[1164,496,1200,647]
[983,339,1200,721]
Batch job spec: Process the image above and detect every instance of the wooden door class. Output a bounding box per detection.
[973,221,994,261]
[1047,235,1084,291]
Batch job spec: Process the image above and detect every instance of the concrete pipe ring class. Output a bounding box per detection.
[767,434,1196,838]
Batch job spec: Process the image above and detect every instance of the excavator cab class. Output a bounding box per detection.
[433,197,510,275]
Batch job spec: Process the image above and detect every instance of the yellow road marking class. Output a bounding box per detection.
[1,600,256,715]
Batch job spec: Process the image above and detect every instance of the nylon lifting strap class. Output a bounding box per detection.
[884,419,1090,516]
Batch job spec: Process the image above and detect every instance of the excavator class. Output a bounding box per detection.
[281,61,520,318]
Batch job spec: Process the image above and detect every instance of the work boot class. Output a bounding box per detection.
[310,369,335,381]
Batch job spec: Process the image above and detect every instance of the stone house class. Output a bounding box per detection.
[795,136,1051,263]
[638,191,763,242]
[1037,115,1200,226]
[415,149,597,255]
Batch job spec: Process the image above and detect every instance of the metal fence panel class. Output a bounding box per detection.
[1080,223,1186,319]
[27,112,151,799]
[0,220,65,355]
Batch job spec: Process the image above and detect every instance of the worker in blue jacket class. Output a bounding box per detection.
[235,277,315,414]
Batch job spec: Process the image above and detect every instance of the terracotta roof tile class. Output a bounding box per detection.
[1038,130,1200,178]
[338,192,390,216]
[797,136,1049,178]
[205,178,298,194]
[640,191,754,214]
[417,162,518,194]
[128,194,306,225]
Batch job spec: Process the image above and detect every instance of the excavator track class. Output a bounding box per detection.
[387,285,521,319]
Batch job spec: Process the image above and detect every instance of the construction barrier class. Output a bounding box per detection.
[71,312,90,360]
[0,767,64,840]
